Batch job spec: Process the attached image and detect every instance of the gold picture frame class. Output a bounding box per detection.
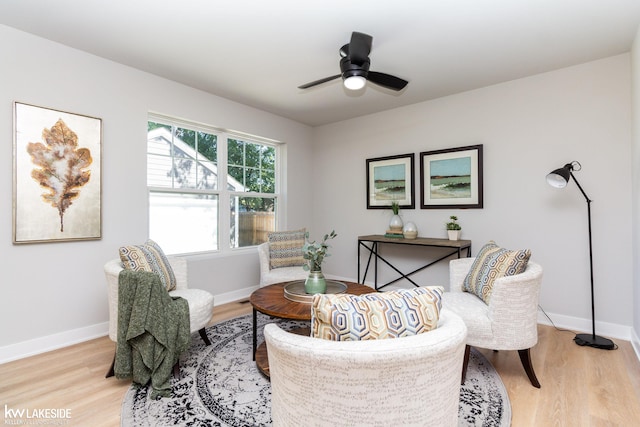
[13,102,102,243]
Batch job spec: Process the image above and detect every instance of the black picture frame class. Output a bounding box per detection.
[420,144,483,209]
[366,153,415,209]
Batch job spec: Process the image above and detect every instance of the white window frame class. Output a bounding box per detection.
[147,113,281,255]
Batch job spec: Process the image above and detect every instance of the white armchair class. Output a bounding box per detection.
[104,256,215,376]
[264,309,467,427]
[442,257,543,388]
[257,242,308,287]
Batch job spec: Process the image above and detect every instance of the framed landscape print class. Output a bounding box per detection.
[420,144,483,209]
[13,102,102,243]
[366,153,415,209]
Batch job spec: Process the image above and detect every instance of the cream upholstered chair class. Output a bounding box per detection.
[104,256,214,376]
[264,309,467,427]
[257,242,307,287]
[442,256,543,388]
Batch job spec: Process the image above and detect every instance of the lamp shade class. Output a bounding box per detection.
[546,164,572,188]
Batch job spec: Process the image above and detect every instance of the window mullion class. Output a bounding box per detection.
[218,134,230,251]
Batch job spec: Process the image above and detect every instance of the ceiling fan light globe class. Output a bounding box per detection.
[344,76,366,90]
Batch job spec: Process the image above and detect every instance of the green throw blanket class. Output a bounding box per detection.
[115,270,190,399]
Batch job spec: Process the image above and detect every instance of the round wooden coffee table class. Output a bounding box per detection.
[249,280,374,377]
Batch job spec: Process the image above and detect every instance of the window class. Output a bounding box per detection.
[147,115,278,254]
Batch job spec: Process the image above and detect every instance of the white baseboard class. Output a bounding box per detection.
[0,322,109,365]
[213,286,256,305]
[537,309,635,342]
[631,329,640,362]
[0,286,259,365]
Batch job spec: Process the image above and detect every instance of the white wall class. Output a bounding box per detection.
[631,26,640,354]
[313,54,634,336]
[0,25,313,361]
[1,23,637,363]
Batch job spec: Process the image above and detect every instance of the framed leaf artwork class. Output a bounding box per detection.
[13,102,102,243]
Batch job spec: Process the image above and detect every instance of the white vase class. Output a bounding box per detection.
[447,230,461,241]
[403,222,418,239]
[389,214,403,232]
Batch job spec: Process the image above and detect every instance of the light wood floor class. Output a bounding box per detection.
[1,300,639,426]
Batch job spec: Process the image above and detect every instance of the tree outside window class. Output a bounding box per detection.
[147,117,278,254]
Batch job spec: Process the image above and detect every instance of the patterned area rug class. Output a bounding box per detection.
[121,313,511,426]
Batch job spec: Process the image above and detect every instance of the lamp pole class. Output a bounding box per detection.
[547,163,615,350]
[568,172,597,344]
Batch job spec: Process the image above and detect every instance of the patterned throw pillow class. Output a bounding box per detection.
[311,286,444,341]
[267,229,306,269]
[119,239,177,291]
[463,241,531,304]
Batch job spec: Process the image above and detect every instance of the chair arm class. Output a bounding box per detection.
[257,242,272,286]
[104,259,123,342]
[449,257,475,292]
[167,256,188,290]
[486,261,543,349]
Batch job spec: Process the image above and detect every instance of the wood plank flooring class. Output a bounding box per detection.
[1,300,639,426]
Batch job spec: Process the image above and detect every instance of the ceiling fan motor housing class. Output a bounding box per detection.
[340,56,370,80]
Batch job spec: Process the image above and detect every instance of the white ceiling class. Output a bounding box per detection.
[1,0,640,127]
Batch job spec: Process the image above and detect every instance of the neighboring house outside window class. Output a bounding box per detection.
[147,115,278,255]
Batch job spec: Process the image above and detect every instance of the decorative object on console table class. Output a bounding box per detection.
[386,201,404,237]
[403,222,418,239]
[302,230,337,294]
[446,215,462,240]
[546,161,615,350]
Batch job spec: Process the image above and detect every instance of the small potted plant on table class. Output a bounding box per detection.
[446,216,461,240]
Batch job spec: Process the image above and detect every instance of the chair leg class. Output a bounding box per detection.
[106,352,115,378]
[199,327,212,346]
[173,361,181,379]
[461,345,471,385]
[518,348,541,388]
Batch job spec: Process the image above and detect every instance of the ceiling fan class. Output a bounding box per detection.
[298,31,409,92]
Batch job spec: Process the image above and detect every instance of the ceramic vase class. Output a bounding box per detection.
[305,270,327,294]
[447,230,461,241]
[389,214,403,232]
[403,222,418,239]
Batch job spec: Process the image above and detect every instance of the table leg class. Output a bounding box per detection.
[252,308,257,361]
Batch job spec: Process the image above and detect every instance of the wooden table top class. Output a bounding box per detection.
[251,280,375,377]
[358,234,472,248]
[249,280,375,320]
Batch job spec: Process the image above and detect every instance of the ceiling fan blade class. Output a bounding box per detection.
[367,71,409,91]
[298,74,342,89]
[349,32,372,65]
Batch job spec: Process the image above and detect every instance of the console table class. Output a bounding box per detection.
[358,235,472,290]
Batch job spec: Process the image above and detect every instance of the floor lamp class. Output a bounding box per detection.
[546,161,615,350]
